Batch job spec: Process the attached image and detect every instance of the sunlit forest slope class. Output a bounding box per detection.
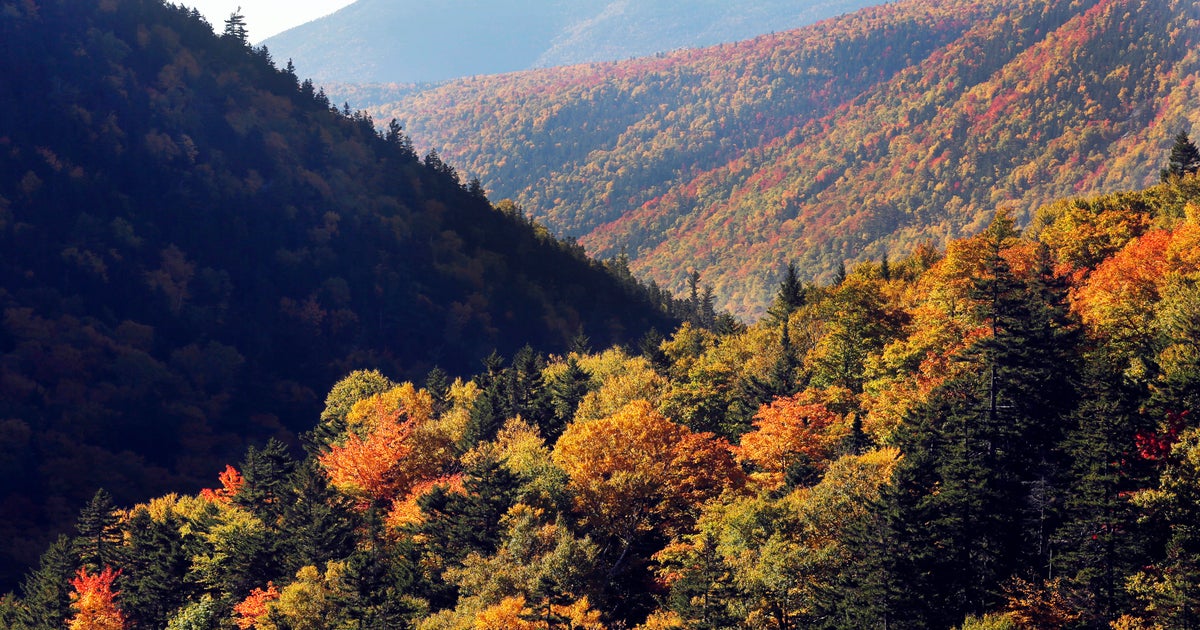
[5,173,1199,628]
[377,0,1200,317]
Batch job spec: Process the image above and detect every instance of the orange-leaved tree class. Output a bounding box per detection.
[68,566,125,630]
[735,393,847,489]
[552,400,742,546]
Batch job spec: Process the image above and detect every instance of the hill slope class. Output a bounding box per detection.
[0,0,672,587]
[376,0,1200,317]
[261,0,883,84]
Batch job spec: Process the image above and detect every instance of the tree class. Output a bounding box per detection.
[768,262,805,323]
[74,489,123,573]
[120,509,191,630]
[552,400,742,564]
[547,357,590,439]
[1161,130,1200,181]
[19,535,76,630]
[67,567,125,630]
[223,9,249,44]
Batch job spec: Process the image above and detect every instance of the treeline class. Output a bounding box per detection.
[376,0,1200,318]
[6,173,1200,628]
[0,0,673,590]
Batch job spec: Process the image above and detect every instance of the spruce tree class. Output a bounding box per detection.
[547,356,590,440]
[121,509,191,630]
[18,535,75,630]
[279,460,359,574]
[74,489,123,572]
[1162,130,1200,181]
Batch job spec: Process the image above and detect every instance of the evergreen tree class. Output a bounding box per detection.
[463,352,509,447]
[547,357,590,439]
[121,509,191,630]
[278,460,359,574]
[18,535,75,630]
[506,345,550,428]
[74,489,123,573]
[424,366,451,417]
[417,458,521,567]
[222,9,249,44]
[234,439,296,526]
[768,262,805,323]
[1054,371,1153,627]
[1162,130,1200,181]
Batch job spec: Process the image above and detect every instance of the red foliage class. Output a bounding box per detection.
[1135,411,1190,462]
[199,464,244,503]
[68,566,125,630]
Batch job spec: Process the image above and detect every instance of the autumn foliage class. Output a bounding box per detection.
[233,582,280,630]
[68,567,124,630]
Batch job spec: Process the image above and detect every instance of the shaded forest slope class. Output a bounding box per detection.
[0,0,673,588]
[378,0,1200,317]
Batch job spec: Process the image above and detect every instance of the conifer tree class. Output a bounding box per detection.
[278,460,359,574]
[18,535,76,630]
[121,509,190,630]
[547,357,590,440]
[74,489,123,573]
[1161,130,1200,181]
[234,439,296,526]
[222,9,249,44]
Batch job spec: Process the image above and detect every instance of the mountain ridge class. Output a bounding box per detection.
[262,0,884,84]
[369,0,1200,318]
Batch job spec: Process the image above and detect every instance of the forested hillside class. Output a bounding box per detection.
[0,0,674,589]
[262,0,882,84]
[5,172,1199,628]
[378,0,1200,317]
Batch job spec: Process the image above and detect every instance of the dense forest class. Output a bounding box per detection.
[262,0,881,84]
[374,0,1200,318]
[4,166,1199,628]
[0,0,678,590]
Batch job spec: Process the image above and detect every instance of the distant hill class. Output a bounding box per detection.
[0,0,673,588]
[261,0,884,84]
[372,0,1200,317]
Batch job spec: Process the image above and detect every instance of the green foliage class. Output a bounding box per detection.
[1162,130,1200,181]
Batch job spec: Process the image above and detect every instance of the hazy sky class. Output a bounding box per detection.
[179,0,356,42]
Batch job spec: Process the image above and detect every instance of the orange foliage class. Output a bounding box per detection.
[385,474,466,529]
[68,567,125,630]
[233,582,280,630]
[199,464,244,504]
[318,404,417,506]
[552,400,742,540]
[735,394,847,488]
[1071,228,1171,340]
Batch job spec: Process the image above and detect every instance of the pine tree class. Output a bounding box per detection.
[121,509,190,630]
[424,367,451,417]
[547,357,590,439]
[222,8,249,44]
[768,262,805,323]
[74,489,123,573]
[1161,130,1200,181]
[19,535,76,630]
[279,460,359,574]
[234,439,296,526]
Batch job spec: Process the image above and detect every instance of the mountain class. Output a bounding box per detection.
[370,0,1200,318]
[260,0,883,84]
[0,0,673,588]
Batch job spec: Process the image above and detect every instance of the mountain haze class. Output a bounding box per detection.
[262,0,883,84]
[374,0,1200,317]
[0,0,672,587]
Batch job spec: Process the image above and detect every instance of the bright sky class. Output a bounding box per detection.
[178,0,356,42]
